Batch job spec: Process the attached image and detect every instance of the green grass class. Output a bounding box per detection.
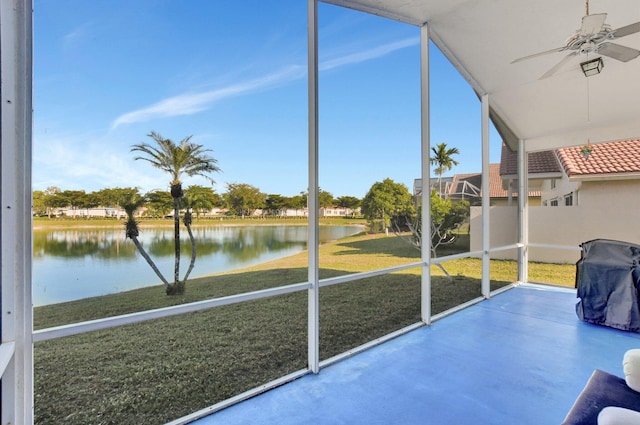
[33,231,576,425]
[33,215,367,230]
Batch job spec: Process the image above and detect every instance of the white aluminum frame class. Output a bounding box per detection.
[481,94,491,298]
[307,0,321,375]
[518,139,529,283]
[420,23,432,325]
[1,1,34,424]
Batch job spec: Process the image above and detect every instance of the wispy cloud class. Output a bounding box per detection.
[320,36,419,71]
[62,23,92,51]
[34,135,164,192]
[111,65,305,129]
[111,36,418,128]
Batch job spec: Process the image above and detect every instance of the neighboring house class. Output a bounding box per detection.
[472,139,640,264]
[413,163,541,205]
[320,206,360,217]
[413,177,453,198]
[282,208,308,217]
[500,139,640,207]
[447,172,481,202]
[56,207,127,219]
[543,139,640,208]
[499,143,560,206]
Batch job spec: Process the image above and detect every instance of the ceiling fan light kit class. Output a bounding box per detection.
[580,57,603,77]
[511,0,640,79]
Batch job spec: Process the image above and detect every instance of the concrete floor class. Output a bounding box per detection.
[191,284,640,424]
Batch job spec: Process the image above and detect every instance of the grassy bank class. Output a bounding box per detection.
[33,215,367,230]
[33,232,575,424]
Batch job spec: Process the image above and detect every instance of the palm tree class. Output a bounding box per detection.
[131,131,221,295]
[123,194,170,290]
[430,142,460,198]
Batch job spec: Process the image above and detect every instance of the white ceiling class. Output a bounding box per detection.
[323,0,640,152]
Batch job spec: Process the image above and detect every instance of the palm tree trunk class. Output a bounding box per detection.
[131,237,170,288]
[169,182,184,295]
[182,211,197,283]
[169,196,182,294]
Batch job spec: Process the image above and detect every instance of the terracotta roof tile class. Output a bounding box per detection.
[489,163,540,198]
[557,139,640,177]
[500,143,561,176]
[489,164,506,198]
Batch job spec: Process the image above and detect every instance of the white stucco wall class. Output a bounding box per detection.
[540,177,580,206]
[578,179,640,208]
[470,202,640,264]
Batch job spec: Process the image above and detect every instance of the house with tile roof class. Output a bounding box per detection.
[472,139,640,264]
[499,143,561,204]
[501,139,640,207]
[542,139,640,207]
[414,163,541,205]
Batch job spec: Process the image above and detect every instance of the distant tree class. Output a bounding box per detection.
[336,196,361,209]
[430,142,460,197]
[184,185,218,217]
[225,183,266,218]
[286,194,307,215]
[32,190,46,216]
[61,190,95,218]
[85,192,101,209]
[96,187,141,208]
[265,194,288,216]
[361,178,414,232]
[144,190,174,218]
[131,131,221,295]
[318,189,334,208]
[393,190,470,279]
[43,186,66,218]
[45,186,61,196]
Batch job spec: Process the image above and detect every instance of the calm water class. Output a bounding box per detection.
[33,225,362,306]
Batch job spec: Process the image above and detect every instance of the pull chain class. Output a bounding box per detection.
[586,76,591,123]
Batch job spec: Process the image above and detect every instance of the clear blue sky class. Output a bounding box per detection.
[33,0,501,199]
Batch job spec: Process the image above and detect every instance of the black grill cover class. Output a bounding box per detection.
[575,239,640,332]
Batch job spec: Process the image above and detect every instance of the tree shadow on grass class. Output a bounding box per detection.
[335,235,420,259]
[334,233,471,259]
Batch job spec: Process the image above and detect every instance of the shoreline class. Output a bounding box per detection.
[33,217,366,231]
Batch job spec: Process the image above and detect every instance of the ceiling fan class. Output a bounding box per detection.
[511,0,640,79]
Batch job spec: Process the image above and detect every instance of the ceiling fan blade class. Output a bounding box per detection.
[540,52,578,79]
[598,42,640,62]
[612,21,640,39]
[511,46,567,64]
[580,13,607,36]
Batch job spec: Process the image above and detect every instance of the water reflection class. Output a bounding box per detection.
[33,225,361,306]
[34,230,138,260]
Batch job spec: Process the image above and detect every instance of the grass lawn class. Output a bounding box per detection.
[33,215,366,230]
[33,231,576,425]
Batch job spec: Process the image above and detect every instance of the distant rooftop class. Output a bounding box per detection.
[500,144,561,176]
[439,164,540,200]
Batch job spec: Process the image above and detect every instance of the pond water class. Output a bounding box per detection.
[33,225,363,306]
